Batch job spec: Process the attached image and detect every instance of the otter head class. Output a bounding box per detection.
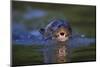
[53,25,71,42]
[50,19,72,42]
[40,19,72,42]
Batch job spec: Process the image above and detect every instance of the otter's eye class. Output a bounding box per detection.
[65,34,69,37]
[55,35,59,38]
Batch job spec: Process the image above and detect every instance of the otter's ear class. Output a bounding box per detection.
[39,28,45,35]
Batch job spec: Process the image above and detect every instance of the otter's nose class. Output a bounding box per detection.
[60,32,64,36]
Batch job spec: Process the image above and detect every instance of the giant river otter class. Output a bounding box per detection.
[40,18,72,42]
[40,18,72,63]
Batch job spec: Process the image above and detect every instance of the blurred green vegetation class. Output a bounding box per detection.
[12,1,96,37]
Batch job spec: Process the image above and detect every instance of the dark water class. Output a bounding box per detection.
[12,30,95,63]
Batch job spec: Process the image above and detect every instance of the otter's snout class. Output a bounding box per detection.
[53,27,71,42]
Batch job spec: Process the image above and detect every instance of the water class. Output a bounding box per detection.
[13,30,95,47]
